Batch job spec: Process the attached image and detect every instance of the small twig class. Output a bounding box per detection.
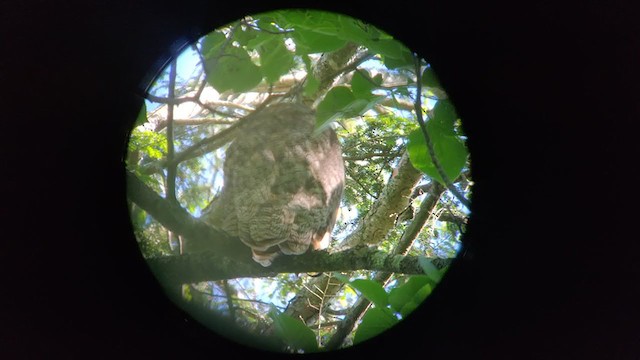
[222,280,237,322]
[152,118,236,132]
[315,273,334,346]
[412,54,471,209]
[342,152,393,161]
[166,57,178,205]
[145,93,196,105]
[196,291,287,309]
[140,105,266,174]
[345,166,378,200]
[329,51,375,82]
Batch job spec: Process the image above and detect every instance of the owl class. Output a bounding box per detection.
[202,102,345,266]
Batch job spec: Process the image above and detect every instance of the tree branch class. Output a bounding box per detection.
[146,246,449,285]
[126,171,249,260]
[140,105,271,174]
[394,182,446,255]
[127,171,451,286]
[437,212,468,226]
[325,182,446,350]
[165,57,178,205]
[151,118,235,131]
[343,151,394,161]
[340,151,423,248]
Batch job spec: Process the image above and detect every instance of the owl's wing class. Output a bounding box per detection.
[203,104,344,266]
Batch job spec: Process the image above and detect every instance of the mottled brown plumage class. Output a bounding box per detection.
[203,103,345,266]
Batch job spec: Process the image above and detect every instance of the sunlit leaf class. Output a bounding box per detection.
[366,38,408,60]
[254,35,295,83]
[337,16,380,44]
[303,73,320,97]
[233,26,258,46]
[290,28,347,54]
[353,307,398,345]
[422,66,442,89]
[204,46,262,93]
[388,275,432,317]
[315,86,355,129]
[270,311,318,352]
[351,70,377,100]
[182,284,192,302]
[348,279,389,308]
[431,99,458,135]
[382,49,414,69]
[316,85,383,131]
[201,31,226,58]
[254,15,282,33]
[407,121,468,184]
[271,10,346,54]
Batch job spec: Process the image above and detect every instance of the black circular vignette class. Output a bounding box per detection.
[2,0,640,358]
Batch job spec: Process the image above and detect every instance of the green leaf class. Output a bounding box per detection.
[337,16,380,44]
[388,275,432,318]
[353,306,398,345]
[270,311,318,352]
[316,86,383,131]
[431,100,458,135]
[303,73,320,97]
[181,284,192,302]
[422,66,442,89]
[301,55,320,97]
[270,10,346,54]
[233,26,258,46]
[407,120,468,184]
[276,9,343,36]
[254,35,294,83]
[254,15,282,33]
[366,38,408,60]
[315,86,355,128]
[348,279,389,308]
[418,257,443,283]
[201,31,226,58]
[291,28,347,54]
[382,48,415,69]
[204,46,262,93]
[351,70,377,100]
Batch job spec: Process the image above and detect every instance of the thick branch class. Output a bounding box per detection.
[340,151,423,248]
[126,171,249,260]
[394,182,445,255]
[128,171,450,285]
[146,247,448,285]
[152,118,235,131]
[438,212,468,226]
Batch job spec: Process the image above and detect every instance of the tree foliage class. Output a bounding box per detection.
[126,9,472,352]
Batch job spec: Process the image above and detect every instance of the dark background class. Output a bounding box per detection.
[2,0,639,358]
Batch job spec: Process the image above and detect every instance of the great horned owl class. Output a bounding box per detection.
[203,102,345,266]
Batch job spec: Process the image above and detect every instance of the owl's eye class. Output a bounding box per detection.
[126,8,471,354]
